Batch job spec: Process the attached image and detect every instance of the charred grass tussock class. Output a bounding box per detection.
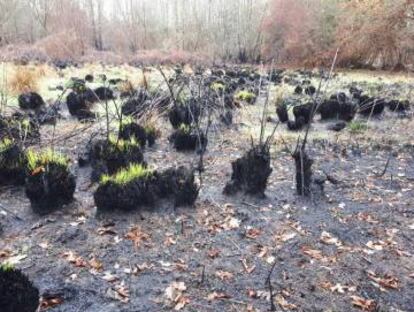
[235,90,256,103]
[94,165,198,212]
[25,149,76,214]
[89,135,145,181]
[100,163,153,186]
[0,138,26,185]
[0,264,39,312]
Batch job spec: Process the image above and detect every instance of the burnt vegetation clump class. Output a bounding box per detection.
[224,144,272,196]
[25,149,76,214]
[18,92,45,110]
[94,164,199,212]
[0,138,26,186]
[88,136,145,181]
[0,265,39,312]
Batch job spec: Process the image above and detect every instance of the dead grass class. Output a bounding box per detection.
[8,66,40,95]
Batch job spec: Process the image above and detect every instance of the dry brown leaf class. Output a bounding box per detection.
[207,248,220,259]
[0,249,11,258]
[207,292,231,301]
[165,235,177,246]
[241,258,256,274]
[174,296,190,310]
[62,251,88,268]
[215,270,234,281]
[40,296,64,310]
[350,295,376,311]
[97,227,117,236]
[102,271,119,282]
[367,271,400,290]
[245,228,262,239]
[88,256,103,272]
[275,294,297,310]
[320,231,342,246]
[165,281,187,302]
[125,227,150,248]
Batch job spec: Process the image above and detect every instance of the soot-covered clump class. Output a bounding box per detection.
[169,125,207,152]
[293,103,313,124]
[118,121,159,148]
[0,114,40,144]
[94,164,158,212]
[119,121,147,146]
[94,87,114,101]
[89,137,145,181]
[318,94,356,121]
[224,144,272,196]
[25,150,76,214]
[157,166,199,206]
[121,89,151,116]
[18,92,45,110]
[358,97,385,116]
[0,139,26,186]
[293,147,313,196]
[0,265,39,312]
[66,92,95,121]
[168,99,201,128]
[276,105,289,123]
[94,165,199,212]
[387,100,410,112]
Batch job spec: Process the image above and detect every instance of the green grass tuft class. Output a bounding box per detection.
[178,123,191,133]
[0,138,14,153]
[0,262,15,272]
[235,90,256,102]
[26,149,69,172]
[100,163,153,185]
[211,82,225,91]
[348,121,369,134]
[108,134,140,151]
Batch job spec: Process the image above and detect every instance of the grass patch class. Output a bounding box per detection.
[211,82,225,92]
[0,262,15,272]
[26,149,69,172]
[0,138,14,153]
[108,134,140,151]
[178,123,191,133]
[8,66,39,95]
[235,90,256,102]
[348,121,369,134]
[100,163,152,185]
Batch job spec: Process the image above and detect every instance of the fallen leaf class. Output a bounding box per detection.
[350,295,376,311]
[245,228,262,239]
[215,270,234,281]
[125,227,150,248]
[275,294,297,310]
[320,231,342,246]
[40,295,64,310]
[367,271,400,290]
[102,271,119,282]
[62,251,87,268]
[207,292,231,301]
[207,248,220,259]
[89,256,103,272]
[241,258,256,274]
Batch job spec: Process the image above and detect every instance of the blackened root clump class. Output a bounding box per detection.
[0,143,26,186]
[94,175,158,212]
[169,129,207,153]
[158,167,199,206]
[0,267,39,312]
[224,144,272,196]
[94,166,199,212]
[25,163,76,214]
[293,148,313,196]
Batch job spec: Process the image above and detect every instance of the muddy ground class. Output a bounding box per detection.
[1,67,414,312]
